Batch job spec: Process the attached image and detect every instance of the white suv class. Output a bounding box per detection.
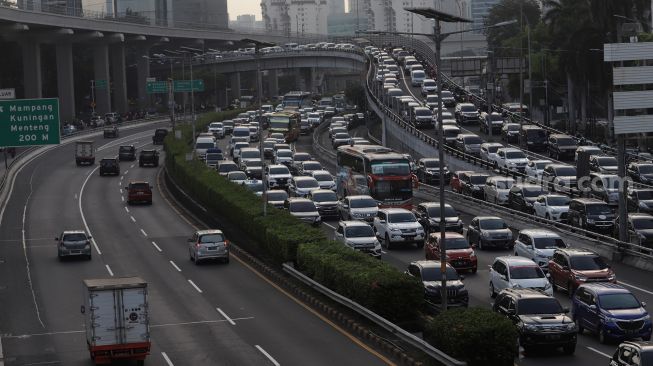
[335,220,382,258]
[496,148,528,172]
[533,194,570,222]
[374,208,425,249]
[208,122,225,138]
[188,229,229,264]
[483,176,515,205]
[513,229,568,270]
[265,164,292,189]
[489,256,553,298]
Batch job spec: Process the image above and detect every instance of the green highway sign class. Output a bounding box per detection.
[173,79,204,92]
[146,81,169,94]
[94,79,107,90]
[0,98,60,147]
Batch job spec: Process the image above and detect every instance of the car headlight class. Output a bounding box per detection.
[574,273,588,282]
[640,202,649,209]
[564,322,577,331]
[481,231,490,238]
[523,324,539,332]
[470,250,476,259]
[544,281,552,290]
[374,241,381,250]
[586,219,596,224]
[607,273,616,281]
[601,314,619,324]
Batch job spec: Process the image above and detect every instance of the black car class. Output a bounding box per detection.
[118,145,136,161]
[508,184,546,214]
[628,162,653,184]
[614,214,653,250]
[493,288,577,355]
[460,173,489,199]
[152,129,168,145]
[567,198,615,233]
[628,189,653,214]
[139,149,159,167]
[466,216,513,250]
[412,202,463,234]
[406,260,469,312]
[416,158,451,184]
[103,125,119,138]
[548,134,578,160]
[610,341,653,366]
[99,158,120,176]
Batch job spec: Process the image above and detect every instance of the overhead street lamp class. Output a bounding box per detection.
[241,38,276,217]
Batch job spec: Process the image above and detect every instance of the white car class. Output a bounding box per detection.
[288,176,320,197]
[410,69,426,87]
[311,170,336,190]
[208,122,225,138]
[480,142,503,164]
[525,159,552,183]
[286,198,321,226]
[489,256,553,298]
[335,220,382,258]
[483,176,515,205]
[273,149,293,165]
[265,164,292,189]
[513,229,568,270]
[227,171,247,185]
[373,208,425,249]
[421,79,437,96]
[338,195,378,223]
[533,194,571,222]
[495,148,528,172]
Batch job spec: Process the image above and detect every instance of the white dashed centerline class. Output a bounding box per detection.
[124,170,129,175]
[161,352,174,366]
[105,265,114,276]
[169,260,181,272]
[323,222,336,230]
[140,229,148,237]
[151,241,162,252]
[125,207,130,213]
[187,279,203,293]
[255,345,280,366]
[130,164,135,168]
[121,196,124,202]
[216,308,236,325]
[587,346,611,358]
[130,216,136,223]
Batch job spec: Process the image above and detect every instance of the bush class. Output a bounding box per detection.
[297,241,424,324]
[423,307,518,366]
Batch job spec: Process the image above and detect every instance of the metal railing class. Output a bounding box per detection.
[282,263,467,366]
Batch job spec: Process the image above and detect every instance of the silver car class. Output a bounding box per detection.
[335,220,382,258]
[56,230,92,260]
[188,229,229,264]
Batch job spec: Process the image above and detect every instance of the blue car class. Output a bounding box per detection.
[572,283,652,344]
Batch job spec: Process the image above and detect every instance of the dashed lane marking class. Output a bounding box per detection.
[255,345,280,366]
[216,308,236,325]
[105,264,114,276]
[152,241,162,252]
[169,260,181,272]
[187,279,202,293]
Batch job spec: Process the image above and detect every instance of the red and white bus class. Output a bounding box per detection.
[336,144,415,209]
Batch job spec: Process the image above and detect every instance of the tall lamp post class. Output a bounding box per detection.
[180,46,203,144]
[241,38,276,217]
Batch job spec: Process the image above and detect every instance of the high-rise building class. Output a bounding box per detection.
[230,14,265,31]
[362,0,469,35]
[327,11,368,36]
[471,0,499,32]
[262,0,328,36]
[328,0,344,15]
[173,0,228,29]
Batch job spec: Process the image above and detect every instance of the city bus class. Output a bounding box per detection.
[268,111,300,142]
[336,144,415,209]
[282,91,312,109]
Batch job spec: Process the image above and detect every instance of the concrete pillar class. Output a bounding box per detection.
[229,72,241,101]
[304,68,314,94]
[56,43,75,122]
[110,44,128,113]
[21,41,42,99]
[136,46,151,109]
[93,44,111,115]
[267,69,278,99]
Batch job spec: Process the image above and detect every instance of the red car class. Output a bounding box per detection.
[548,248,616,296]
[425,232,478,273]
[124,181,153,205]
[450,171,472,194]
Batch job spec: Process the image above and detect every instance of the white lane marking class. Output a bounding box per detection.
[620,281,653,296]
[216,308,236,325]
[152,241,162,252]
[120,176,123,181]
[125,207,130,213]
[118,189,122,194]
[140,229,148,237]
[80,167,102,255]
[124,170,129,175]
[130,164,135,168]
[187,279,203,293]
[587,346,611,358]
[21,167,45,329]
[161,352,174,366]
[121,196,124,202]
[130,216,136,223]
[105,264,114,276]
[74,193,78,200]
[255,345,280,366]
[323,222,336,229]
[170,260,181,272]
[381,250,387,254]
[118,181,121,186]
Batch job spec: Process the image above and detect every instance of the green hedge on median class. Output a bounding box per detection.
[423,307,518,366]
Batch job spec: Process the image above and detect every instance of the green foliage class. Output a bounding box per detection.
[344,84,365,109]
[485,0,541,56]
[424,307,519,366]
[296,241,424,324]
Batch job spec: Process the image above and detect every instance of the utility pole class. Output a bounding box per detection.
[518,1,524,125]
[169,59,175,131]
[91,80,96,115]
[488,50,494,138]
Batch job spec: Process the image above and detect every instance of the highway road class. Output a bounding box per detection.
[300,118,653,366]
[0,123,390,365]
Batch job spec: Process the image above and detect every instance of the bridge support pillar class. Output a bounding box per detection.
[21,41,42,99]
[110,44,128,114]
[56,43,75,123]
[267,69,278,99]
[136,46,151,109]
[93,44,111,115]
[229,72,241,102]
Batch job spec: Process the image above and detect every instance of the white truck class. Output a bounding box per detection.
[75,141,95,166]
[82,277,150,365]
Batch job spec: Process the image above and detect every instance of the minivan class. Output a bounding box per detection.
[411,69,426,87]
[520,125,547,152]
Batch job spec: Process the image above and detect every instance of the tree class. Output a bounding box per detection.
[344,83,364,109]
[485,0,541,56]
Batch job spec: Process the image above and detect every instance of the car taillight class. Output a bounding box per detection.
[196,242,201,248]
[224,240,230,247]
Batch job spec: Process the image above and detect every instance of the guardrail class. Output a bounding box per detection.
[282,262,467,366]
[191,48,366,66]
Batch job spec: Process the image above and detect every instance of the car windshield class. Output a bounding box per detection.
[350,198,377,208]
[510,266,545,279]
[597,157,618,166]
[314,173,333,182]
[308,113,320,118]
[210,123,223,128]
[506,151,526,159]
[441,91,454,98]
[426,206,457,217]
[296,179,319,188]
[599,293,641,310]
[470,175,488,185]
[637,190,653,200]
[119,146,133,152]
[244,160,262,167]
[570,255,608,270]
[206,153,222,161]
[313,191,337,202]
[423,160,439,168]
[487,146,500,153]
[517,298,563,315]
[267,191,288,201]
[489,114,503,121]
[495,180,514,189]
[421,266,459,281]
[461,105,476,112]
[269,167,290,175]
[586,204,613,215]
[637,164,653,174]
[101,159,116,166]
[293,154,311,162]
[444,237,469,250]
[556,137,576,146]
[388,212,415,223]
[555,167,577,176]
[345,226,375,238]
[278,150,292,157]
[535,161,550,169]
[335,133,350,139]
[506,125,519,131]
[304,162,322,170]
[423,80,436,87]
[245,182,263,192]
[464,136,483,145]
[291,201,317,212]
[62,233,87,241]
[219,164,237,173]
[228,172,247,180]
[416,109,432,116]
[480,219,507,230]
[548,196,571,206]
[633,218,653,230]
[370,160,411,176]
[199,234,224,243]
[196,143,214,149]
[130,183,149,190]
[533,237,566,249]
[523,187,544,197]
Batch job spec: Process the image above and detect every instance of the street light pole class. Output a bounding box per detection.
[189,54,196,142]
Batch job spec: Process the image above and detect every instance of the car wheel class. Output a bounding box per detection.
[599,327,610,344]
[478,239,484,250]
[189,250,194,262]
[562,343,576,355]
[489,282,497,298]
[545,213,551,220]
[567,282,575,298]
[575,318,584,335]
[87,254,92,260]
[384,234,393,250]
[416,240,424,249]
[224,257,230,264]
[471,266,477,274]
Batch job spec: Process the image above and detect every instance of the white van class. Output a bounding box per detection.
[232,126,251,142]
[411,70,426,87]
[195,137,216,159]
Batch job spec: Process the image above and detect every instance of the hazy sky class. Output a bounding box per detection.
[228,0,351,20]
